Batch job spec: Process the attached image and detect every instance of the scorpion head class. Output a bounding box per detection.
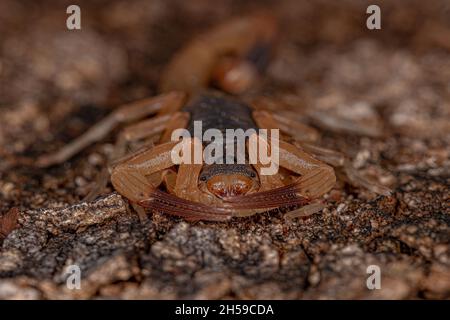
[199,164,259,199]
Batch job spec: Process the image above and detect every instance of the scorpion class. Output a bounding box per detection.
[35,12,390,221]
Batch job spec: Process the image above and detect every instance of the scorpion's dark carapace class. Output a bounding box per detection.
[184,91,260,199]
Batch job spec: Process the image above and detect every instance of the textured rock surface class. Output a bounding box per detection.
[0,0,449,299]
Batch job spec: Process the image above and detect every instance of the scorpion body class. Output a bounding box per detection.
[184,92,257,137]
[34,12,389,221]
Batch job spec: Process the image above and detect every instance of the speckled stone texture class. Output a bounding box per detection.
[0,0,449,299]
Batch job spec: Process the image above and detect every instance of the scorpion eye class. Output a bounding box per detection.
[200,175,207,181]
[250,172,256,178]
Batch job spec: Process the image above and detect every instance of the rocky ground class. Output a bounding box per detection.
[0,0,449,299]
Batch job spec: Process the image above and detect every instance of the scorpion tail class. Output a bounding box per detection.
[159,12,278,95]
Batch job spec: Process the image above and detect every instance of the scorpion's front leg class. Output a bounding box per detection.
[36,92,186,167]
[276,140,336,199]
[147,139,232,221]
[113,138,231,221]
[110,140,181,221]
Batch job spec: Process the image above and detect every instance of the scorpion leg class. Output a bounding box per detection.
[128,167,176,222]
[210,28,276,95]
[159,112,190,143]
[223,137,335,210]
[145,161,264,221]
[110,141,179,203]
[292,141,345,167]
[252,161,284,192]
[159,12,277,93]
[211,57,259,94]
[342,161,392,196]
[36,92,186,167]
[285,202,326,220]
[291,141,391,196]
[253,109,319,143]
[110,137,229,221]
